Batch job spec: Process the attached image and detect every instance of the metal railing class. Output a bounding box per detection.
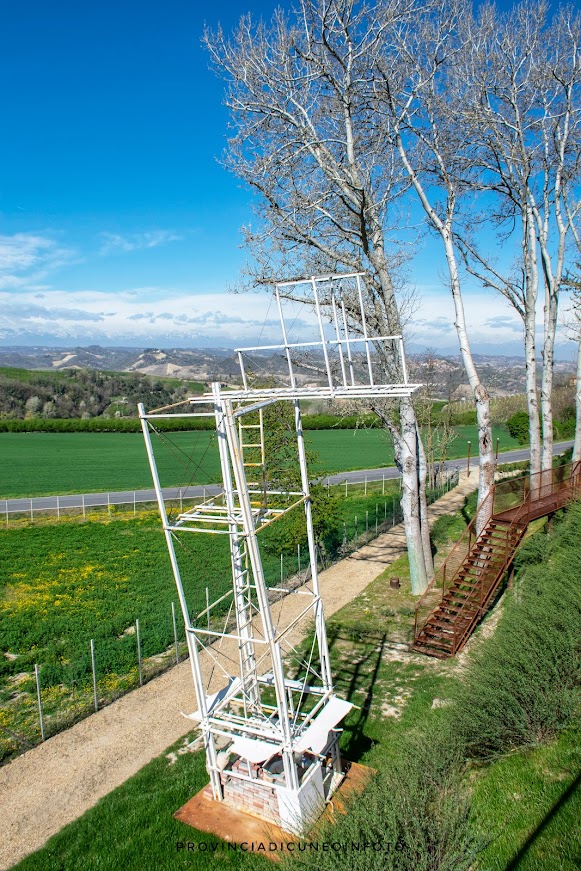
[414,460,581,647]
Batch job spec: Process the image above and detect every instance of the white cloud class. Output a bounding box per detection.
[0,233,76,290]
[0,276,574,358]
[0,286,310,347]
[99,230,182,255]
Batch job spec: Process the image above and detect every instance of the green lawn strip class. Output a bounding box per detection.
[469,727,581,871]
[0,426,518,498]
[10,733,267,871]
[1,480,416,762]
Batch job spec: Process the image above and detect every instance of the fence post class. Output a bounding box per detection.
[82,493,85,519]
[343,522,347,546]
[366,510,369,539]
[136,619,143,686]
[30,499,33,523]
[5,500,8,528]
[365,476,367,496]
[382,473,385,495]
[107,493,111,517]
[57,495,60,521]
[171,602,179,665]
[34,663,45,741]
[134,492,137,517]
[354,515,358,540]
[345,479,348,498]
[90,639,98,712]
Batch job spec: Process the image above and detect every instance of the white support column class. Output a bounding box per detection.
[293,398,333,693]
[138,403,222,799]
[220,396,300,792]
[312,277,334,391]
[340,298,356,386]
[212,384,260,711]
[356,274,375,385]
[332,295,348,387]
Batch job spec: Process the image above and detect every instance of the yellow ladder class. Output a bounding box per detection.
[238,409,265,486]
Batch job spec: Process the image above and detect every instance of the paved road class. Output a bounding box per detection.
[2,440,574,515]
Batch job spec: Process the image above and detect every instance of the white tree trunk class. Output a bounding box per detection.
[574,336,581,465]
[396,398,429,595]
[416,423,435,580]
[541,287,558,474]
[523,211,542,481]
[442,234,495,519]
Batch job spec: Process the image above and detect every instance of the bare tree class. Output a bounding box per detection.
[205,0,434,593]
[371,0,496,519]
[452,1,581,481]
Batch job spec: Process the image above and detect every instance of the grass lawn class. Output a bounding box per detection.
[11,735,267,871]
[7,500,579,870]
[8,524,461,871]
[470,727,581,870]
[0,425,518,498]
[0,482,413,762]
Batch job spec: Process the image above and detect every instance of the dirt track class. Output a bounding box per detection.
[0,474,477,870]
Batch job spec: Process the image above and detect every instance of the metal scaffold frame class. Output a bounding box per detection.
[139,273,420,833]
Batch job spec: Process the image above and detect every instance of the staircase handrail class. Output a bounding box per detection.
[449,477,532,652]
[414,459,581,647]
[413,484,495,639]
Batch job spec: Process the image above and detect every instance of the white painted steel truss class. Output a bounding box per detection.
[139,273,419,832]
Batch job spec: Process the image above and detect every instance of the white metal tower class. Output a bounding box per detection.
[139,273,419,833]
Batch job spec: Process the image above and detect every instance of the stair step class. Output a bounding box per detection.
[410,642,450,659]
[416,634,453,652]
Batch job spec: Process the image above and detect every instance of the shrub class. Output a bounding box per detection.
[452,504,581,758]
[288,732,479,871]
[506,410,530,443]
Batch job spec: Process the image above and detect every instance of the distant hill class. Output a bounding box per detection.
[0,366,207,420]
[0,346,575,420]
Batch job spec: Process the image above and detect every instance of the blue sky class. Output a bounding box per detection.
[0,0,575,358]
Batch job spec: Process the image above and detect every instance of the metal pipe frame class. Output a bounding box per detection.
[139,273,421,825]
[138,403,222,799]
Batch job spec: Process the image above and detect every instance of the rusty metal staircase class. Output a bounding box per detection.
[412,461,581,659]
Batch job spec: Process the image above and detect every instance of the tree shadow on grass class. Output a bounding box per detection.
[325,625,388,762]
[505,770,581,870]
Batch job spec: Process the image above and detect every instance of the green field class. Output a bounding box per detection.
[0,426,519,498]
[0,481,414,761]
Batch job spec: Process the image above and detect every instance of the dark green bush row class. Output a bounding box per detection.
[452,502,581,758]
[0,416,215,433]
[506,408,576,443]
[0,413,382,433]
[301,413,382,429]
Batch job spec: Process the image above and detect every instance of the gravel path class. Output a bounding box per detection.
[0,474,477,870]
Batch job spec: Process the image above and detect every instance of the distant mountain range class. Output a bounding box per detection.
[0,344,575,399]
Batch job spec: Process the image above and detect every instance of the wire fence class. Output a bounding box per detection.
[2,469,458,526]
[2,469,459,761]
